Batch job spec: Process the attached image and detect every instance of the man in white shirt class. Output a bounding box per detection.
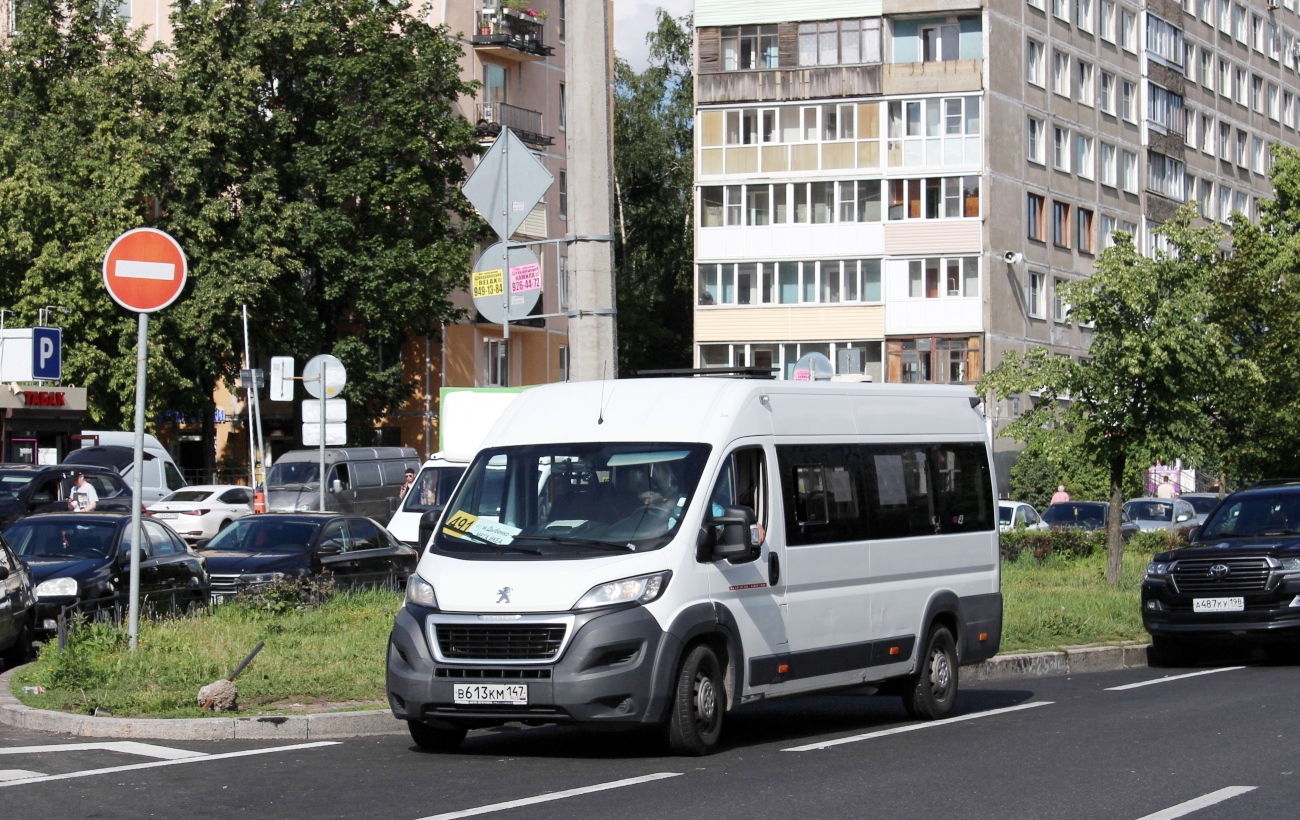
[1156,476,1176,499]
[68,472,99,512]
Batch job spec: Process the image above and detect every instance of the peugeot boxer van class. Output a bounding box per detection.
[386,378,1001,755]
[68,431,186,504]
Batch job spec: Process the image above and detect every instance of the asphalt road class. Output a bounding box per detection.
[2,657,1297,820]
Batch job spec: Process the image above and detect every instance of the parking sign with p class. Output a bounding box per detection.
[31,327,61,381]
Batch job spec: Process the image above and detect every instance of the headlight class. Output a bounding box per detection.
[35,577,78,598]
[1145,562,1170,578]
[242,572,285,585]
[406,574,438,609]
[573,571,672,610]
[1280,557,1300,572]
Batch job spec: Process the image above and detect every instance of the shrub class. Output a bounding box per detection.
[232,574,337,613]
[1001,529,1105,562]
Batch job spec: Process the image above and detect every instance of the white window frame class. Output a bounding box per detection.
[1053,125,1072,172]
[1027,116,1046,164]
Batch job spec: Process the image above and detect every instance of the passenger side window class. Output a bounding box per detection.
[318,522,350,553]
[931,445,993,533]
[381,461,409,486]
[143,521,178,556]
[164,462,186,491]
[353,463,382,488]
[84,473,124,499]
[865,446,933,538]
[331,465,350,490]
[219,489,250,505]
[776,444,866,546]
[347,519,385,551]
[121,528,155,559]
[707,447,768,562]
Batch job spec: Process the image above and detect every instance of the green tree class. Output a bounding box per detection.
[612,10,694,375]
[982,206,1229,583]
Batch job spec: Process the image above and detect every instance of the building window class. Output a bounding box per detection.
[1027,192,1045,240]
[1121,80,1137,122]
[1218,186,1232,222]
[558,345,569,382]
[1269,83,1280,121]
[1077,208,1095,253]
[1235,67,1247,105]
[558,83,566,130]
[801,19,882,66]
[1200,181,1214,220]
[1052,50,1070,96]
[1251,74,1263,113]
[1052,201,1071,247]
[1100,142,1117,186]
[1147,83,1184,134]
[557,255,569,310]
[1147,152,1186,200]
[1077,0,1094,31]
[1029,0,1045,11]
[558,0,565,42]
[1100,71,1115,114]
[907,257,979,299]
[1146,14,1184,66]
[920,22,960,61]
[1027,40,1046,86]
[1028,272,1047,318]
[1100,214,1117,247]
[723,25,779,70]
[1053,0,1069,21]
[559,169,568,219]
[1121,150,1138,192]
[1052,277,1069,322]
[1121,9,1136,51]
[1027,116,1045,164]
[1202,113,1214,154]
[1218,0,1230,32]
[1218,59,1229,98]
[1233,3,1246,43]
[887,336,983,384]
[696,259,884,306]
[484,339,507,387]
[1053,125,1071,172]
[1076,61,1094,106]
[1076,135,1094,179]
[1200,49,1212,90]
[1251,136,1264,173]
[1219,122,1232,161]
[1100,0,1117,41]
[1235,129,1247,167]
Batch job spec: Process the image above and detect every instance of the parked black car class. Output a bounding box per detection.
[2,513,209,638]
[1041,501,1139,540]
[0,533,35,669]
[1143,481,1300,664]
[0,464,135,528]
[197,513,417,602]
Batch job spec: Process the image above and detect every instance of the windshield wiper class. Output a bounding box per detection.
[513,534,636,552]
[445,528,541,554]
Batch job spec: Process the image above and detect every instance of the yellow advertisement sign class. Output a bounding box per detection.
[472,269,503,299]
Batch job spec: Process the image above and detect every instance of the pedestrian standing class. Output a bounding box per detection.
[68,471,98,512]
[1156,475,1176,499]
[1049,485,1070,504]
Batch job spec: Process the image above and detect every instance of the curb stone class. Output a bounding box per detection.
[0,644,1151,741]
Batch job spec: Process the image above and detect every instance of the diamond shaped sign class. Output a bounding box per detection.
[462,129,554,241]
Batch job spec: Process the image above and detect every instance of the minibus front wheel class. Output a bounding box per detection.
[664,642,725,756]
[902,626,958,720]
[407,720,467,752]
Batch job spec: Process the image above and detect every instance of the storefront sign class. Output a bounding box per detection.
[0,386,88,412]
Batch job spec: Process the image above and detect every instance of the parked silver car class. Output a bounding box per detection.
[1123,497,1199,533]
[998,501,1047,532]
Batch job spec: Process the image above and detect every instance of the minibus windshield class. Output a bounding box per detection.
[432,442,711,558]
[266,462,318,488]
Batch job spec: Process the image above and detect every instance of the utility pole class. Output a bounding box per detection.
[564,0,617,380]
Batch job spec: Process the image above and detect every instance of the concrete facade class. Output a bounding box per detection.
[693,0,1300,491]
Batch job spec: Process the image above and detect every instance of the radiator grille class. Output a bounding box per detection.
[435,624,566,661]
[1171,557,1271,594]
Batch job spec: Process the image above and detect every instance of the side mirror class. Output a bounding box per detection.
[194,539,210,550]
[331,479,343,494]
[417,507,446,552]
[120,547,148,565]
[1176,513,1191,522]
[30,492,53,505]
[0,566,9,581]
[708,505,756,561]
[317,540,343,557]
[1187,526,1201,542]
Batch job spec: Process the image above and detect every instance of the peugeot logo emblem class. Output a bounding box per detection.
[496,586,512,604]
[1208,563,1231,580]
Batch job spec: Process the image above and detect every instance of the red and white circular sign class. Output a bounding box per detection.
[102,228,188,313]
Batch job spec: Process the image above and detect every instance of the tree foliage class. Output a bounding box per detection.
[612,10,694,375]
[0,0,481,466]
[981,206,1230,583]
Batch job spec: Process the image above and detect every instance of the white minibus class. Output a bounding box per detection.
[386,377,1000,755]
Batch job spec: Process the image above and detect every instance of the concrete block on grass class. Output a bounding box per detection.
[1065,646,1126,675]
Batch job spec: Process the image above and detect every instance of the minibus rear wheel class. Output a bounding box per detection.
[407,720,467,752]
[664,643,725,756]
[902,626,958,720]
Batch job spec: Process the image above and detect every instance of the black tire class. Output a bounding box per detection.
[217,519,231,532]
[1,619,34,670]
[407,720,467,752]
[1262,643,1298,664]
[664,643,725,756]
[1149,635,1197,668]
[902,626,958,720]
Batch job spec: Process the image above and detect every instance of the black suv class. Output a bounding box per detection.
[1143,481,1300,663]
[0,533,35,669]
[0,464,135,528]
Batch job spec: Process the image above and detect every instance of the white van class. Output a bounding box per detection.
[66,431,186,504]
[386,378,1001,755]
[387,389,522,546]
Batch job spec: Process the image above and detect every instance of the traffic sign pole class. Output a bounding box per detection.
[103,227,187,652]
[319,381,326,511]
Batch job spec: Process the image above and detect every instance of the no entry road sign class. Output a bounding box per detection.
[102,228,188,313]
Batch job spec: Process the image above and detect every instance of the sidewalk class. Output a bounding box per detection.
[0,643,1150,741]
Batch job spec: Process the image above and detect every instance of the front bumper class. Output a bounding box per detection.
[386,603,675,730]
[1142,578,1300,639]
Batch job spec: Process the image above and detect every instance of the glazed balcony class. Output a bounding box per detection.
[472,8,553,62]
[475,102,553,147]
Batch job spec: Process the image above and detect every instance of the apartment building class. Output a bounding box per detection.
[693,0,1299,480]
[1,0,573,466]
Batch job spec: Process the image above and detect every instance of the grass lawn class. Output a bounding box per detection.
[10,540,1162,717]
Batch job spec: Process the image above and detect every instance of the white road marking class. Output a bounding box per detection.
[1134,786,1256,819]
[0,770,45,782]
[783,701,1054,752]
[0,741,206,760]
[115,260,176,280]
[0,741,339,788]
[1106,667,1246,691]
[413,772,683,820]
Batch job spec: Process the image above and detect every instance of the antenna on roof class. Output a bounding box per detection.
[597,361,607,425]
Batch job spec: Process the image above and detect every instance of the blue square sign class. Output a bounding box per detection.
[32,327,61,381]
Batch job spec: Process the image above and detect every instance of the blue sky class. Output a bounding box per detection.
[614,0,693,70]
